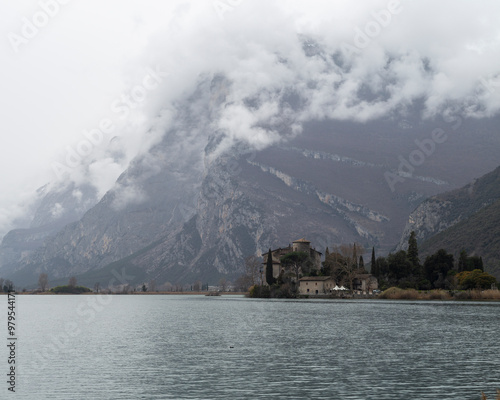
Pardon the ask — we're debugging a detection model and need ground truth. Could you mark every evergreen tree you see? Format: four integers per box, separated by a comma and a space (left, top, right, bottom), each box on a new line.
266, 249, 274, 285
458, 249, 468, 272
352, 244, 358, 268
387, 250, 411, 283
325, 247, 330, 257
423, 249, 454, 288
407, 231, 420, 274
371, 247, 377, 276
376, 256, 389, 279
359, 256, 366, 273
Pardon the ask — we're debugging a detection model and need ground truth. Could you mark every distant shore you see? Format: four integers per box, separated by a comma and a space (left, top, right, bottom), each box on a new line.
2, 291, 248, 296
3, 289, 500, 301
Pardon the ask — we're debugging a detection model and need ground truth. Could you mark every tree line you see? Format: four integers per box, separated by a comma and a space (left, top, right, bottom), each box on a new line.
370, 232, 497, 290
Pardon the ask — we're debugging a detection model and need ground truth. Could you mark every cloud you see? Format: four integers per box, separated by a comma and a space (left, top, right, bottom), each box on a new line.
142, 0, 500, 156
50, 203, 65, 219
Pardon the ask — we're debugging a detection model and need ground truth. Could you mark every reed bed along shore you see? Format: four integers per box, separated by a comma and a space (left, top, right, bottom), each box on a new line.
379, 287, 500, 301
481, 389, 500, 400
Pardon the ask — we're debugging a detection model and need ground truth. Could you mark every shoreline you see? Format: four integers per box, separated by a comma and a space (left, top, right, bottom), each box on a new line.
0, 291, 248, 296
3, 289, 500, 301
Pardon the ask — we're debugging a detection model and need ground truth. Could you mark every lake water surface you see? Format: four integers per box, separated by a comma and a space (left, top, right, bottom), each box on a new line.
3, 295, 499, 399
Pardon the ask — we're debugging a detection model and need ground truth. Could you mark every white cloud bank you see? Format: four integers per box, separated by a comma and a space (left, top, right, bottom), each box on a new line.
0, 0, 500, 236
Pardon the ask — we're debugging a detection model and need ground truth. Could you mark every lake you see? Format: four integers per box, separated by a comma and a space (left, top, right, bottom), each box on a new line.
2, 295, 499, 399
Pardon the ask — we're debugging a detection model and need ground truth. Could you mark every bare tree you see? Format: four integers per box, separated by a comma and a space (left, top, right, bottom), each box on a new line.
193, 280, 202, 291
244, 255, 260, 286
149, 279, 157, 292
3, 280, 14, 292
235, 255, 262, 291
219, 278, 227, 292
174, 283, 183, 292
38, 273, 49, 292
324, 243, 367, 289
94, 282, 101, 293
68, 276, 77, 288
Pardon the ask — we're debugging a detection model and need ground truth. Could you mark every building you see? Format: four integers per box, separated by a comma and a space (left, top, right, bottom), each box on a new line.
298, 276, 336, 295
262, 238, 323, 281
353, 274, 378, 294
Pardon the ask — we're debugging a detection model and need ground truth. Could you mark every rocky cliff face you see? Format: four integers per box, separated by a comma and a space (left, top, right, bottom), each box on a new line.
397, 166, 500, 251
396, 199, 455, 251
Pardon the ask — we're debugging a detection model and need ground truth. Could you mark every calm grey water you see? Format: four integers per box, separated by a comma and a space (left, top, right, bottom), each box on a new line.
2, 295, 499, 399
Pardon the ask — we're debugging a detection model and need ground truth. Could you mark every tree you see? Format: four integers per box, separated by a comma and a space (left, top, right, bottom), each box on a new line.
458, 249, 468, 272
239, 255, 261, 289
142, 283, 147, 292
68, 276, 77, 288
387, 251, 412, 283
280, 251, 310, 281
424, 249, 454, 289
219, 278, 227, 292
359, 256, 366, 273
339, 257, 360, 290
370, 247, 377, 277
94, 282, 100, 293
38, 273, 49, 292
193, 280, 202, 291
407, 231, 420, 275
0, 278, 4, 292
3, 279, 14, 293
149, 279, 157, 292
456, 269, 497, 290
235, 255, 261, 291
458, 250, 484, 272
323, 243, 366, 288
265, 249, 275, 285
352, 244, 358, 269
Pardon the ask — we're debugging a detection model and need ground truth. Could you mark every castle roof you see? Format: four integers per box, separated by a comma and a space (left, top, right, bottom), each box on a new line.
293, 238, 311, 243
299, 276, 334, 281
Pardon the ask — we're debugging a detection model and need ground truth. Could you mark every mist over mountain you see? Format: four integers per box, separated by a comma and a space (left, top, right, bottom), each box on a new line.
1, 2, 500, 287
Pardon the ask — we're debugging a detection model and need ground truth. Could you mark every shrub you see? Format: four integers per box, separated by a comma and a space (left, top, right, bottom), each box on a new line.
379, 287, 452, 300
248, 285, 271, 298
50, 285, 92, 294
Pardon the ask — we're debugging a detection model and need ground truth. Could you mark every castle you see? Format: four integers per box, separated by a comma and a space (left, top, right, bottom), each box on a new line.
262, 238, 322, 280
261, 238, 378, 295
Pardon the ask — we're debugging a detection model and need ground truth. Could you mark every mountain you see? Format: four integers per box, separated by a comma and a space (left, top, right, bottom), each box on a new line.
420, 199, 500, 279
397, 165, 500, 247
397, 165, 500, 278
2, 72, 500, 288
0, 182, 98, 272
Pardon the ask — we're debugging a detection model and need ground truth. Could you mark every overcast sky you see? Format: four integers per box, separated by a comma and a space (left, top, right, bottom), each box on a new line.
1, 0, 500, 237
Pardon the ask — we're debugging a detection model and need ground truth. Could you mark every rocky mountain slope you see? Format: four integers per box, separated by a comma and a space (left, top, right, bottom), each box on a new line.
397, 165, 500, 250
419, 198, 500, 279
2, 73, 500, 287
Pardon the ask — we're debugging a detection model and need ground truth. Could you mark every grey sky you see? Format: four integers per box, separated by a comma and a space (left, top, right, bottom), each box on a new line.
1, 0, 500, 237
